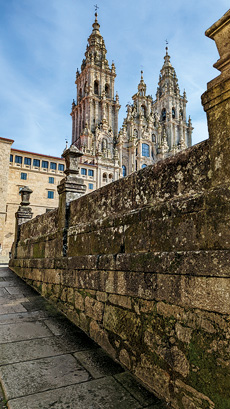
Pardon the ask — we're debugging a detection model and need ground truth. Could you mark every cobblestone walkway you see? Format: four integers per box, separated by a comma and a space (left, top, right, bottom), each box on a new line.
0, 265, 167, 409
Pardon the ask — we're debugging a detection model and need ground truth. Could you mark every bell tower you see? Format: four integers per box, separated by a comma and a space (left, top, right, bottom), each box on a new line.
71, 12, 120, 159
153, 47, 193, 152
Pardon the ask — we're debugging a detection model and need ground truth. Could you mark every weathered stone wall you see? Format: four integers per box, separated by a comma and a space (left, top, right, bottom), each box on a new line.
9, 10, 230, 409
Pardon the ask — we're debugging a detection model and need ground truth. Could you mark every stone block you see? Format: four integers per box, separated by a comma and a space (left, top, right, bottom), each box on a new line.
74, 291, 85, 311
108, 294, 132, 309
85, 296, 104, 322
89, 320, 116, 358
103, 304, 141, 344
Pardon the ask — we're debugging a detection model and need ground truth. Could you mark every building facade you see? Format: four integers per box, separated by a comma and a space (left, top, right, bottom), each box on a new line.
72, 13, 192, 179
0, 12, 192, 260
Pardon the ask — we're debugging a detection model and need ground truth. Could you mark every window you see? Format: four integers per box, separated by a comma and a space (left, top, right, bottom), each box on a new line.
21, 172, 27, 180
81, 168, 87, 176
94, 80, 99, 95
88, 183, 93, 190
122, 165, 127, 177
24, 157, 31, 165
152, 134, 156, 142
88, 169, 94, 177
161, 108, 166, 121
50, 162, 57, 170
103, 173, 108, 182
15, 156, 22, 164
33, 159, 40, 167
141, 105, 146, 117
142, 143, 150, 157
172, 107, 176, 119
142, 164, 147, 169
180, 109, 183, 119
47, 191, 54, 199
42, 160, 48, 169
10, 154, 13, 163
105, 84, 109, 97
58, 164, 64, 171
49, 177, 54, 184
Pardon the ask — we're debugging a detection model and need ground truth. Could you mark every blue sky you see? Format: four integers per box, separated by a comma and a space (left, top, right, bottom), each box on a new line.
0, 0, 229, 157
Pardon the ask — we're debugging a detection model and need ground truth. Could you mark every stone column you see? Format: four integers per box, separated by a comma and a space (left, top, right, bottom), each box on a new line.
12, 186, 33, 259
201, 10, 230, 187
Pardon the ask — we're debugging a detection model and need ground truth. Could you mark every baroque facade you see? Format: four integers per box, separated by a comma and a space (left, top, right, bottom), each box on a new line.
0, 12, 192, 261
71, 12, 192, 180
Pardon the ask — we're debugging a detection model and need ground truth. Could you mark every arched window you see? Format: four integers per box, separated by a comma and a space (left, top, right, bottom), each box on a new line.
105, 84, 110, 97
94, 80, 99, 95
142, 143, 150, 157
172, 107, 176, 119
103, 173, 108, 183
122, 165, 127, 177
180, 109, 183, 119
141, 105, 147, 118
161, 108, 166, 121
109, 173, 113, 181
142, 164, 147, 169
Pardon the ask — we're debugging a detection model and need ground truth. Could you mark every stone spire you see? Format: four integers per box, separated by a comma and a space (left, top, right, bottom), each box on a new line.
138, 71, 147, 96
71, 11, 120, 166
82, 12, 109, 70
156, 46, 179, 98
152, 46, 192, 153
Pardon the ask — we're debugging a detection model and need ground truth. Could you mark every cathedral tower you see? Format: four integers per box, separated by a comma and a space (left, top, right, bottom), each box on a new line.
71, 12, 120, 162
153, 47, 193, 153
118, 47, 193, 176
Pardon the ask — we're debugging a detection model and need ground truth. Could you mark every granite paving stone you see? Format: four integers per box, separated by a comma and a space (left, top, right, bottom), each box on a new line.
0, 354, 90, 400
114, 372, 164, 407
0, 303, 27, 315
0, 321, 53, 343
74, 348, 124, 379
0, 295, 29, 306
7, 377, 143, 409
0, 310, 50, 325
0, 337, 83, 365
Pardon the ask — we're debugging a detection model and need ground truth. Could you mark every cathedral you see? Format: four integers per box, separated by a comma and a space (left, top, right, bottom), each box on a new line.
71, 11, 193, 185
0, 11, 193, 262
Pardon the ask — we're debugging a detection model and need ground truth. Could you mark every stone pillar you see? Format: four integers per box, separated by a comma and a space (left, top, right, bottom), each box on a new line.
57, 145, 86, 257
201, 10, 230, 187
12, 186, 33, 259
57, 144, 86, 229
